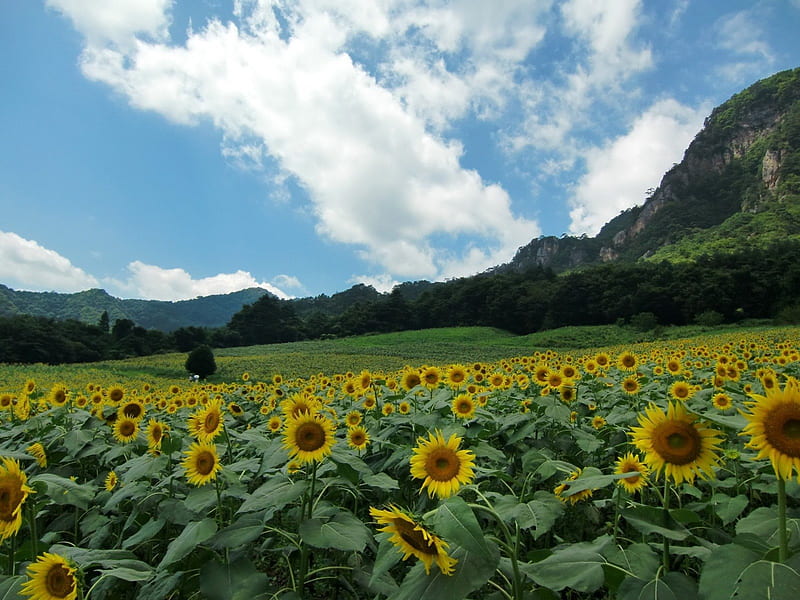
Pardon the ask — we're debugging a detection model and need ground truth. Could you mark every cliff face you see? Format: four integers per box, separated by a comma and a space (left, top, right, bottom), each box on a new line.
502, 67, 800, 273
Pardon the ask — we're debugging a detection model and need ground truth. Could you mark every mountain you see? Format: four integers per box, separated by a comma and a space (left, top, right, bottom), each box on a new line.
498, 67, 800, 273
0, 285, 270, 331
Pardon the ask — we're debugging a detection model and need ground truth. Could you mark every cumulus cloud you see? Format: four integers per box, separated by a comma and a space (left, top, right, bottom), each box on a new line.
568, 98, 709, 235
45, 0, 172, 47
106, 261, 295, 301
0, 231, 99, 292
53, 0, 543, 283
714, 10, 775, 83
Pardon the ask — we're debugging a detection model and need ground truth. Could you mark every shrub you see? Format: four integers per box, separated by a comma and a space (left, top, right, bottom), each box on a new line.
185, 344, 216, 379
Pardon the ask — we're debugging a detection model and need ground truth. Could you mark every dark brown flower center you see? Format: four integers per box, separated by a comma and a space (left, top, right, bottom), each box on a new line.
394, 518, 437, 555
425, 449, 460, 481
46, 564, 74, 598
764, 404, 800, 458
119, 421, 136, 437
651, 421, 702, 465
204, 411, 220, 433
295, 422, 325, 452
195, 451, 216, 476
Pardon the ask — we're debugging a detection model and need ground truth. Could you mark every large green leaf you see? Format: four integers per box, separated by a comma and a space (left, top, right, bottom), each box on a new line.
31, 473, 95, 510
618, 571, 698, 600
369, 534, 402, 588
429, 496, 488, 555
299, 510, 370, 552
698, 543, 759, 600
520, 536, 613, 593
619, 506, 691, 541
158, 518, 218, 569
711, 493, 748, 525
212, 513, 266, 550
731, 560, 800, 599
237, 475, 307, 514
0, 576, 24, 600
121, 518, 166, 550
389, 539, 500, 600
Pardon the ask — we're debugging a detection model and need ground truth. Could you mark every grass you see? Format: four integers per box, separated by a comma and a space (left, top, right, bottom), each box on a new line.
0, 322, 787, 391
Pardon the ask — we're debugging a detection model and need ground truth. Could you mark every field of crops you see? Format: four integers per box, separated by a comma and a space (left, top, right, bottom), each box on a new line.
1, 326, 800, 599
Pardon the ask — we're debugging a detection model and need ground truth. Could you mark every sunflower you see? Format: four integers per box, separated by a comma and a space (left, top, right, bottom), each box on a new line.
617, 351, 638, 372
666, 358, 682, 375
147, 419, 168, 453
104, 471, 118, 492
382, 403, 394, 416
283, 412, 336, 464
112, 416, 140, 444
48, 384, 69, 407
358, 370, 372, 391
281, 394, 320, 420
451, 394, 476, 419
369, 506, 457, 576
20, 552, 79, 600
0, 393, 14, 411
595, 353, 611, 369
228, 402, 244, 417
27, 443, 47, 468
398, 401, 411, 414
558, 383, 577, 404
345, 410, 362, 427
741, 377, 800, 481
446, 364, 468, 388
410, 430, 475, 499
630, 402, 722, 485
182, 441, 222, 486
420, 366, 441, 389
614, 453, 649, 494
189, 398, 224, 442
24, 379, 36, 394
712, 393, 733, 411
363, 396, 377, 411
347, 426, 370, 451
554, 469, 593, 505
118, 399, 145, 421
106, 384, 125, 404
621, 376, 640, 395
267, 416, 283, 433
0, 457, 34, 540
668, 381, 693, 402
592, 415, 607, 430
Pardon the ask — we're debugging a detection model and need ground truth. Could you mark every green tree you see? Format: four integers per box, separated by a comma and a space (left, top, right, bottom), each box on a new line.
185, 344, 217, 379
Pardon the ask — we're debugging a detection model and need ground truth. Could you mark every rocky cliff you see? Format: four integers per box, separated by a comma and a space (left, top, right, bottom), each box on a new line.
500, 67, 800, 273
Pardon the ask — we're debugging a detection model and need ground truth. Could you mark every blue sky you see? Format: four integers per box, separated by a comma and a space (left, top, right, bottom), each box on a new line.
1, 1, 799, 301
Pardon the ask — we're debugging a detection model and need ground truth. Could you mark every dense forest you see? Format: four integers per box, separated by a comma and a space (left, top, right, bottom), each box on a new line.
3, 240, 800, 365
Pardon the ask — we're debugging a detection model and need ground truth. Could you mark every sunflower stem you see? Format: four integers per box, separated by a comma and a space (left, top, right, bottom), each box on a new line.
662, 479, 671, 572
468, 500, 522, 600
7, 534, 15, 576
778, 477, 788, 562
27, 499, 39, 561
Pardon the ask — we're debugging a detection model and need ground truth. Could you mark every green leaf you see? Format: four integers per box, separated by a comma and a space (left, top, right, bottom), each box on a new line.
118, 453, 166, 483
184, 484, 218, 513
736, 506, 800, 546
369, 534, 402, 588
158, 518, 218, 569
389, 539, 500, 600
514, 492, 565, 539
0, 576, 25, 600
698, 543, 760, 600
520, 537, 613, 593
619, 506, 691, 541
618, 571, 698, 600
711, 493, 749, 525
30, 473, 95, 510
603, 543, 660, 582
212, 514, 266, 550
299, 511, 370, 552
362, 472, 399, 490
237, 475, 307, 514
732, 560, 800, 599
429, 496, 488, 556
97, 566, 153, 582
121, 518, 166, 550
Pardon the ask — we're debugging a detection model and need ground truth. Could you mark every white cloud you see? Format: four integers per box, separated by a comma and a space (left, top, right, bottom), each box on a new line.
106, 261, 295, 301
65, 1, 541, 283
0, 231, 99, 292
271, 274, 305, 291
349, 273, 398, 294
568, 98, 709, 235
714, 10, 775, 84
45, 0, 173, 47
508, 0, 652, 154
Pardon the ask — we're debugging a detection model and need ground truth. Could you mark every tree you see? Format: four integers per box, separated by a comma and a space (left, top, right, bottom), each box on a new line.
185, 344, 216, 379
98, 310, 110, 333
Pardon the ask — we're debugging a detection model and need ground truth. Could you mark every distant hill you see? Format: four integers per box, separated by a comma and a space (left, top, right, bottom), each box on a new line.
0, 285, 270, 331
497, 67, 800, 273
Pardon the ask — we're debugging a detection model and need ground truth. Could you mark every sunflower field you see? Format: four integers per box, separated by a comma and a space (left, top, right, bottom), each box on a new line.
1, 329, 800, 599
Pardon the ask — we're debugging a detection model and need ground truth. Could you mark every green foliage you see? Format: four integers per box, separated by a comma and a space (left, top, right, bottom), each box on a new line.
694, 310, 725, 327
185, 344, 216, 379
